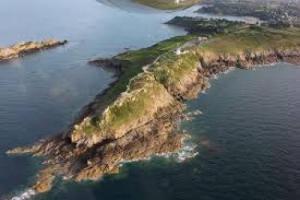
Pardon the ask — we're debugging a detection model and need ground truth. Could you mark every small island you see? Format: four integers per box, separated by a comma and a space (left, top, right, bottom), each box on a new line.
0, 39, 67, 62
7, 15, 300, 194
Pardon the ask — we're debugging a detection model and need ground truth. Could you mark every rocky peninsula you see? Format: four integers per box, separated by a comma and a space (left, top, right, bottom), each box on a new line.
7, 19, 300, 195
0, 39, 67, 62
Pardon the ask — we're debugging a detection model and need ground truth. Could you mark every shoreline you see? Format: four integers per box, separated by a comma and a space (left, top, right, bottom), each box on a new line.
7, 49, 300, 195
0, 39, 67, 62
6, 24, 300, 195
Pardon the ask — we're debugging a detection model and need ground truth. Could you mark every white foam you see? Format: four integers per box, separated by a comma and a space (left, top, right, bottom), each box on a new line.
152, 137, 199, 163
201, 82, 211, 94
212, 74, 218, 80
118, 136, 198, 167
255, 63, 277, 69
9, 189, 36, 200
174, 143, 199, 163
223, 67, 235, 74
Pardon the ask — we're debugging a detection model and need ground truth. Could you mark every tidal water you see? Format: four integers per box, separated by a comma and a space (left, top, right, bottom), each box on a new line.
0, 0, 299, 200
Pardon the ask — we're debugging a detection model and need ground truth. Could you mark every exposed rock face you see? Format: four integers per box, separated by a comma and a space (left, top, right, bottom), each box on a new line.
0, 39, 67, 61
71, 72, 181, 146
7, 104, 185, 193
198, 48, 300, 70
6, 37, 300, 194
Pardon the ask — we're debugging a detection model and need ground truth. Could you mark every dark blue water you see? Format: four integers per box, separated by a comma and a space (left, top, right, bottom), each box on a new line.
1, 0, 300, 199
37, 64, 300, 200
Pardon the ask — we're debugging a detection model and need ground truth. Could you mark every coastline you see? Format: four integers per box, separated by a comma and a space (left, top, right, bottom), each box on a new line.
6, 24, 300, 195
0, 39, 67, 62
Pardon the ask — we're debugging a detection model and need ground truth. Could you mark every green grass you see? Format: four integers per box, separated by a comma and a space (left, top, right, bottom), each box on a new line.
77, 25, 300, 141
199, 26, 300, 55
134, 0, 201, 10
79, 72, 176, 141
167, 16, 245, 36
100, 35, 196, 102
78, 35, 195, 138
152, 51, 199, 89
99, 73, 173, 133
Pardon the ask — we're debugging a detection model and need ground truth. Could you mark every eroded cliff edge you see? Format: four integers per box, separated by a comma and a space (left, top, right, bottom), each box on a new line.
7, 24, 300, 194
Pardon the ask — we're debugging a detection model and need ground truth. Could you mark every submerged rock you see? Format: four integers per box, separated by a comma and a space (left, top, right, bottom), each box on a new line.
0, 39, 67, 62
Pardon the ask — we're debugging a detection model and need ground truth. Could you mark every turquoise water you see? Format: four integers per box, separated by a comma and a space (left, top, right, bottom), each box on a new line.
36, 64, 300, 200
1, 0, 300, 199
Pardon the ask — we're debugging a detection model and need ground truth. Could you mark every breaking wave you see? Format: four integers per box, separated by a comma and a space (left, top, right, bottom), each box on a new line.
6, 188, 36, 200
173, 143, 199, 162
223, 66, 235, 74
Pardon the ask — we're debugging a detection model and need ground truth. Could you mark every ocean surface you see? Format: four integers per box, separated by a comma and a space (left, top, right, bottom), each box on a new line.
0, 0, 299, 200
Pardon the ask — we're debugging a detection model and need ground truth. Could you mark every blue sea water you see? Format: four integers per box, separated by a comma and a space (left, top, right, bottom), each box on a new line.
32, 64, 300, 200
0, 0, 299, 200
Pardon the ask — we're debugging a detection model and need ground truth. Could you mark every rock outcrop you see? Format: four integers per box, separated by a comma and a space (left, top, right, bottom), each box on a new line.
0, 39, 67, 62
7, 98, 185, 193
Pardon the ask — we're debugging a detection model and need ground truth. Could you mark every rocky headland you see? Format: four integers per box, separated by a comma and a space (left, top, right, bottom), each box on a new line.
6, 21, 300, 195
0, 39, 67, 62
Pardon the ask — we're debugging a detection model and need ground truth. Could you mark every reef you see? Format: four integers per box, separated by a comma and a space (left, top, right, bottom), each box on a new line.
0, 39, 67, 62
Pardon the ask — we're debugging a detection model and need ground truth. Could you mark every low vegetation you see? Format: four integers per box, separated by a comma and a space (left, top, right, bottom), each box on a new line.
74, 23, 300, 144
167, 16, 245, 36
198, 26, 300, 55
73, 35, 195, 143
101, 35, 195, 102
151, 50, 199, 89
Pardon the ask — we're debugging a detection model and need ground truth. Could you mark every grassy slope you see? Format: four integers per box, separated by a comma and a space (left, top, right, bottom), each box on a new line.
103, 35, 195, 102
77, 26, 300, 141
134, 0, 201, 10
151, 50, 199, 89
77, 35, 195, 136
199, 26, 300, 55
99, 73, 174, 134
